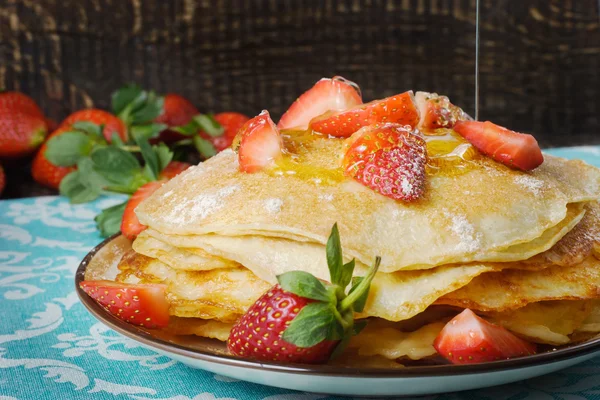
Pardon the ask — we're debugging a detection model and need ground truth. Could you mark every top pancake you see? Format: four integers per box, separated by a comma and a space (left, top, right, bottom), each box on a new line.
136, 133, 600, 271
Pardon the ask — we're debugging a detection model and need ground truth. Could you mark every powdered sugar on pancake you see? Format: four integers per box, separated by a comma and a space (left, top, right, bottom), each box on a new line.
168, 185, 240, 223
264, 198, 284, 213
515, 175, 544, 196
447, 212, 482, 253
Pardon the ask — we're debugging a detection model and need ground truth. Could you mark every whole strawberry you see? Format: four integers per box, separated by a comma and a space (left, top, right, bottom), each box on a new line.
32, 109, 126, 189
0, 92, 45, 119
208, 112, 250, 151
0, 92, 51, 158
228, 224, 381, 364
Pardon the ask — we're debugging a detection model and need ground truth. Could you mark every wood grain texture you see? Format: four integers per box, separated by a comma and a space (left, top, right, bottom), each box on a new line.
0, 0, 599, 198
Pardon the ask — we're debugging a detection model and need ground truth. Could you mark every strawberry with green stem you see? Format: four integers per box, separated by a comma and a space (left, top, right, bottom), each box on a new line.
228, 224, 380, 364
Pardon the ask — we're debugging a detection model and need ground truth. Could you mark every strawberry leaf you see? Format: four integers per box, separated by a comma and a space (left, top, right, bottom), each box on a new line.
193, 135, 217, 159
282, 302, 341, 348
348, 277, 368, 312
112, 84, 143, 115
71, 121, 103, 138
130, 123, 167, 141
130, 91, 164, 124
326, 223, 344, 287
277, 271, 331, 302
45, 131, 95, 167
339, 259, 355, 290
95, 201, 127, 237
172, 120, 200, 136
91, 146, 140, 173
193, 114, 224, 137
59, 170, 101, 204
341, 256, 381, 313
155, 143, 173, 172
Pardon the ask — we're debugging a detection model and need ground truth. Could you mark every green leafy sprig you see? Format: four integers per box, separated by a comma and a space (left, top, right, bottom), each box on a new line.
276, 223, 381, 359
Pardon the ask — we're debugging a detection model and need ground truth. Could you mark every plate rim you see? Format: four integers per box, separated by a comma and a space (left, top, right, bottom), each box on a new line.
76, 234, 600, 378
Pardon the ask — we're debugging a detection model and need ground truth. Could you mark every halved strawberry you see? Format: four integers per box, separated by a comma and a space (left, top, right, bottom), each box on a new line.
120, 181, 164, 239
159, 161, 192, 180
278, 76, 362, 130
434, 309, 536, 365
415, 91, 466, 130
453, 121, 543, 171
310, 91, 420, 138
342, 124, 427, 201
80, 280, 170, 328
238, 110, 282, 173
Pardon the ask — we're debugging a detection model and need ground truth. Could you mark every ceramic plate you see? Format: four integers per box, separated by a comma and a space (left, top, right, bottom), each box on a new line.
75, 235, 600, 397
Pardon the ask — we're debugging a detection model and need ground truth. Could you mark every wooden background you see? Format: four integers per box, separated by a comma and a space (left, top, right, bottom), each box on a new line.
0, 0, 599, 197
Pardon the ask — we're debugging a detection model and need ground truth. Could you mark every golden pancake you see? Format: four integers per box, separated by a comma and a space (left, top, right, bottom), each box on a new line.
116, 250, 270, 322
136, 201, 585, 275
136, 138, 600, 271
487, 300, 593, 345
132, 233, 238, 271
438, 256, 600, 311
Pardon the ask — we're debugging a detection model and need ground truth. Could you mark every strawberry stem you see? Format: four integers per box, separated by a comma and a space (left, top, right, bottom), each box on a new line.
338, 256, 381, 312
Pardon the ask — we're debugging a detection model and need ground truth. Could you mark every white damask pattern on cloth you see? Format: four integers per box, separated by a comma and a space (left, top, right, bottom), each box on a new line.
2, 147, 600, 400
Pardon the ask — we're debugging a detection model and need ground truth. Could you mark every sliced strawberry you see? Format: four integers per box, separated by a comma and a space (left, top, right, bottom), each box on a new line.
310, 91, 420, 138
159, 161, 192, 179
415, 91, 466, 130
209, 112, 250, 151
238, 110, 282, 173
80, 280, 170, 328
343, 124, 427, 201
434, 309, 536, 365
453, 121, 543, 171
278, 76, 362, 130
120, 181, 164, 240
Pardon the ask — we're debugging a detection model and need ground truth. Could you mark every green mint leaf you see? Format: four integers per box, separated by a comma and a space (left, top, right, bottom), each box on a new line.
59, 171, 100, 204
95, 201, 127, 237
326, 223, 344, 286
277, 271, 331, 302
281, 302, 340, 348
45, 131, 94, 167
172, 120, 200, 136
155, 143, 173, 172
111, 84, 143, 115
339, 259, 355, 290
71, 121, 103, 137
193, 114, 224, 137
130, 123, 167, 141
130, 91, 164, 124
193, 135, 217, 159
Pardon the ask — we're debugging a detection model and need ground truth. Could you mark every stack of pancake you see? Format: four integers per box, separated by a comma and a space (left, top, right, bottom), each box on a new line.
96, 133, 600, 365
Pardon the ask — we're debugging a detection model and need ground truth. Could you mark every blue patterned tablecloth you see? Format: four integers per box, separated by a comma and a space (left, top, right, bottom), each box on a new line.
2, 146, 600, 400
